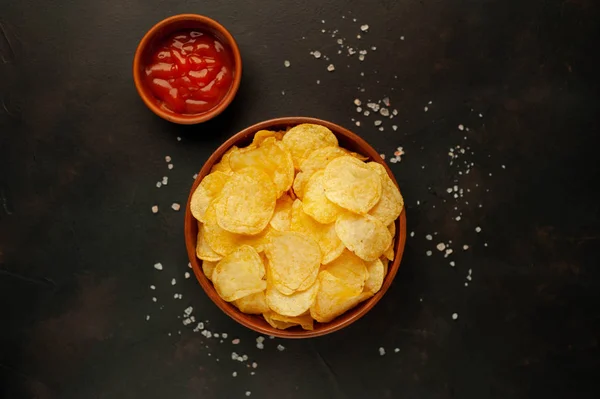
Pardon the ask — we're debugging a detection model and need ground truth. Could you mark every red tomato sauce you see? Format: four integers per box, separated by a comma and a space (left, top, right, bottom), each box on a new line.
144, 30, 234, 115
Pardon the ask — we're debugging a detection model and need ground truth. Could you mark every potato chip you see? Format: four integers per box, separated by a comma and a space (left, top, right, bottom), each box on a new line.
299, 146, 347, 173
202, 260, 217, 281
303, 170, 344, 224
292, 171, 311, 199
210, 146, 238, 174
335, 213, 392, 261
265, 231, 321, 295
366, 162, 404, 226
290, 200, 345, 264
233, 291, 270, 314
212, 245, 266, 302
325, 250, 368, 292
282, 124, 339, 169
380, 257, 389, 276
204, 204, 271, 256
196, 223, 223, 262
383, 243, 394, 261
310, 271, 368, 323
342, 149, 369, 161
190, 171, 231, 223
323, 156, 382, 214
263, 311, 314, 330
269, 194, 293, 231
229, 138, 294, 197
266, 279, 320, 317
364, 258, 385, 294
214, 167, 276, 235
388, 222, 396, 238
251, 129, 284, 147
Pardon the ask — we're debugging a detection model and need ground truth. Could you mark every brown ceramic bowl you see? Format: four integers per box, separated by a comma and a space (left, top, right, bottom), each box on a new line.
184, 117, 407, 338
133, 14, 242, 124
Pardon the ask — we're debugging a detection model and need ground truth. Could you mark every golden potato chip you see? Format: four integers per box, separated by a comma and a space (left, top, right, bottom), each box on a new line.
229, 138, 294, 197
269, 194, 293, 231
266, 280, 319, 317
299, 146, 347, 173
343, 149, 369, 161
212, 245, 266, 302
310, 271, 368, 323
190, 171, 231, 223
383, 243, 394, 261
388, 222, 396, 238
364, 258, 385, 294
366, 162, 404, 226
282, 124, 339, 169
325, 250, 368, 292
202, 260, 217, 280
335, 213, 392, 261
303, 170, 344, 224
233, 291, 270, 314
323, 156, 382, 214
251, 130, 283, 147
263, 311, 314, 330
204, 204, 271, 256
265, 231, 321, 295
380, 257, 389, 276
290, 200, 345, 264
292, 171, 311, 199
214, 167, 276, 235
196, 223, 223, 262
210, 146, 238, 174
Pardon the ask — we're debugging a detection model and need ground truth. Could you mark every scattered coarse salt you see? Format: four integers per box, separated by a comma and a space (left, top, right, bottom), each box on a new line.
452, 313, 459, 320
355, 121, 361, 127
152, 205, 158, 214
284, 60, 291, 67
232, 371, 237, 377
336, 38, 343, 45
436, 243, 446, 251
156, 182, 162, 188
449, 261, 455, 267
394, 348, 400, 353
177, 136, 181, 141
171, 278, 176, 286
463, 245, 469, 250
455, 216, 461, 221
252, 362, 258, 369
374, 120, 382, 126
354, 98, 361, 106
424, 106, 428, 112
277, 344, 285, 351
358, 54, 365, 61
165, 156, 172, 162
371, 46, 377, 50
327, 64, 335, 72
380, 108, 389, 117
146, 315, 150, 321
475, 226, 482, 233
246, 392, 251, 397
162, 176, 168, 185
152, 297, 157, 302
378, 347, 386, 356
392, 125, 398, 131
466, 275, 472, 281
446, 188, 453, 193
379, 153, 385, 159
185, 272, 190, 279
193, 173, 198, 179
410, 231, 415, 237
468, 269, 472, 275
458, 124, 465, 131
184, 306, 193, 316
150, 285, 155, 290
425, 234, 433, 241
154, 263, 163, 271
426, 250, 432, 257
171, 203, 181, 211
360, 24, 369, 32
312, 50, 322, 59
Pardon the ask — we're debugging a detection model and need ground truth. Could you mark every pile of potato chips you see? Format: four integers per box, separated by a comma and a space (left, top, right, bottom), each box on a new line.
190, 123, 404, 330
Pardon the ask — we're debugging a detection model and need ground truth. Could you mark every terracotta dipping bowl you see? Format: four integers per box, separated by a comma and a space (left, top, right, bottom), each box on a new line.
133, 14, 242, 124
184, 117, 407, 338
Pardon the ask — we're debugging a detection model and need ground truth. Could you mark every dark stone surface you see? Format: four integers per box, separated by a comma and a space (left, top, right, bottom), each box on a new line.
1, 0, 599, 398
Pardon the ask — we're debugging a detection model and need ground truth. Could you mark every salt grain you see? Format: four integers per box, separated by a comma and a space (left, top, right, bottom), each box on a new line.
355, 121, 361, 127
426, 250, 432, 256
168, 164, 173, 170
378, 347, 386, 356
152, 205, 158, 214
185, 272, 190, 279
425, 234, 432, 241
452, 313, 459, 320
171, 203, 181, 211
156, 182, 162, 188
436, 243, 446, 251
284, 60, 290, 67
410, 231, 415, 237
313, 50, 322, 59
277, 344, 285, 351
232, 372, 237, 377
154, 263, 163, 271
152, 297, 157, 302
449, 261, 455, 267
150, 285, 155, 290
475, 226, 482, 233
392, 125, 398, 131
146, 315, 150, 321
463, 245, 469, 250
327, 64, 335, 72
374, 120, 382, 126
458, 124, 465, 131
165, 156, 171, 162
246, 392, 251, 397
360, 24, 369, 32
394, 348, 400, 353
162, 176, 168, 185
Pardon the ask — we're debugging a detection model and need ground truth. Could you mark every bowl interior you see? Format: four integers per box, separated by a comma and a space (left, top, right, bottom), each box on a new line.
185, 117, 407, 338
134, 15, 241, 124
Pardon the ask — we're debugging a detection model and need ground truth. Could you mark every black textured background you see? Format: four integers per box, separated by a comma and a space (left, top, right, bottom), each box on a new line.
1, 0, 599, 398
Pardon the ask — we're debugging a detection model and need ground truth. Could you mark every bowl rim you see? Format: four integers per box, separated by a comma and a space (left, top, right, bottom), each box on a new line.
184, 117, 407, 338
132, 14, 242, 125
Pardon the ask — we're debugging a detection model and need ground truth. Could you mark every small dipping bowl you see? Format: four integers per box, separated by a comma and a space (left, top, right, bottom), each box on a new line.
133, 14, 242, 124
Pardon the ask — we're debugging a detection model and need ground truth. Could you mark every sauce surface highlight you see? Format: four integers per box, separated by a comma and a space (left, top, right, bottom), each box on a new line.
145, 30, 234, 114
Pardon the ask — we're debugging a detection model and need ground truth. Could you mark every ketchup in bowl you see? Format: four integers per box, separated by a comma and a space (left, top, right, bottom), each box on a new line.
144, 30, 234, 115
